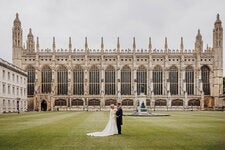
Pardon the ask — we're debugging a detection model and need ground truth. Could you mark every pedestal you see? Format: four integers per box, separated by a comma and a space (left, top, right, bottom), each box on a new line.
137, 93, 148, 114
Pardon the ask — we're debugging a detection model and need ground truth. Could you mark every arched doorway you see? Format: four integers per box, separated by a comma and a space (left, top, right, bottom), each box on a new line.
41, 100, 47, 111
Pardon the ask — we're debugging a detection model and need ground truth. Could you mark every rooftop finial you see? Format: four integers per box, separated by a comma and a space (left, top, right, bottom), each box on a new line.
214, 13, 222, 27
133, 37, 136, 50
217, 13, 220, 20
180, 37, 184, 50
117, 37, 120, 50
28, 28, 33, 37
196, 29, 202, 39
69, 37, 72, 49
53, 37, 56, 50
36, 37, 39, 51
85, 37, 88, 49
148, 37, 152, 50
164, 37, 168, 50
13, 13, 21, 27
101, 37, 104, 50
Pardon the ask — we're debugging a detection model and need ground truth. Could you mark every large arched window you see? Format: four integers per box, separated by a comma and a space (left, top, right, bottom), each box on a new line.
41, 65, 52, 93
121, 66, 131, 95
201, 65, 210, 95
169, 66, 178, 95
185, 66, 194, 95
137, 65, 147, 95
27, 66, 35, 97
153, 66, 163, 95
89, 66, 100, 95
105, 66, 115, 95
73, 65, 84, 95
57, 66, 68, 95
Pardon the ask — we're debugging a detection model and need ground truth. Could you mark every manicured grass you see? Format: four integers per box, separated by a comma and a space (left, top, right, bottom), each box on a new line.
0, 111, 225, 150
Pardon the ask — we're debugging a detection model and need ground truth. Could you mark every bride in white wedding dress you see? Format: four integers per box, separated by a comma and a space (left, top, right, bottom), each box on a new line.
87, 104, 118, 137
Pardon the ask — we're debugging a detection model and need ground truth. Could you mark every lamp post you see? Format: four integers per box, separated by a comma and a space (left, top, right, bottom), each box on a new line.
17, 98, 20, 114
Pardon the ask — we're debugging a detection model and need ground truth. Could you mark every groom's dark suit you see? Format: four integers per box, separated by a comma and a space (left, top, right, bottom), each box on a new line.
116, 106, 123, 134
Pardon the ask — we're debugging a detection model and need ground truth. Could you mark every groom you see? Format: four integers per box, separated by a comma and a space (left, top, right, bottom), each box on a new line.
116, 102, 123, 134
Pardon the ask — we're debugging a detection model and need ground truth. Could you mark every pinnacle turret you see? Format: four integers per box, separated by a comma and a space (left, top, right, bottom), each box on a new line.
180, 37, 184, 50
117, 37, 120, 50
148, 37, 152, 50
133, 37, 136, 50
12, 13, 23, 48
12, 13, 23, 67
164, 37, 168, 50
53, 37, 56, 51
85, 37, 88, 49
69, 37, 72, 50
36, 37, 39, 51
213, 13, 223, 48
215, 13, 222, 25
13, 13, 21, 27
101, 37, 104, 50
195, 29, 203, 52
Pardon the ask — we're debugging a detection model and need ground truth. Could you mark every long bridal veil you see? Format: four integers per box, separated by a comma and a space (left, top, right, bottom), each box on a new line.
87, 108, 118, 137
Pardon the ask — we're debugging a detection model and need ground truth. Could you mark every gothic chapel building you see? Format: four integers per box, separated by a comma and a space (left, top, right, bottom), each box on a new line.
12, 13, 224, 111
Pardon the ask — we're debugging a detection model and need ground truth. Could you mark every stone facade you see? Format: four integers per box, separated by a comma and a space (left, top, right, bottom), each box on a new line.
12, 13, 224, 111
0, 58, 27, 113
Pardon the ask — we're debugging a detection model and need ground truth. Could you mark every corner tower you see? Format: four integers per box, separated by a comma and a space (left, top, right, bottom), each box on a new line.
12, 13, 23, 67
213, 14, 223, 105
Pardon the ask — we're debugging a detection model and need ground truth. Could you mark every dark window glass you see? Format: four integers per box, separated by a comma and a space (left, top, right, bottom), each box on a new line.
27, 66, 35, 97
185, 66, 194, 95
57, 66, 68, 95
201, 65, 210, 95
121, 66, 131, 95
169, 66, 178, 95
153, 66, 163, 95
41, 66, 52, 93
137, 65, 147, 95
89, 66, 100, 95
105, 66, 115, 95
73, 65, 84, 95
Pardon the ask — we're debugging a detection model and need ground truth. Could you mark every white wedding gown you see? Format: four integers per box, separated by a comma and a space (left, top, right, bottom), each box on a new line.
87, 108, 118, 136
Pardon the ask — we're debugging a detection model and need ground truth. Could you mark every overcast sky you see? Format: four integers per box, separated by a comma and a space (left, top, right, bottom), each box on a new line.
0, 0, 224, 73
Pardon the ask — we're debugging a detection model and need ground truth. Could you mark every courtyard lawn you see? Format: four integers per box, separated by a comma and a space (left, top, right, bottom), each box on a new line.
0, 111, 224, 150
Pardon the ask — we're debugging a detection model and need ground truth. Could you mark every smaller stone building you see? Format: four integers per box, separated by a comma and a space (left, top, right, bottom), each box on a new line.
0, 58, 27, 113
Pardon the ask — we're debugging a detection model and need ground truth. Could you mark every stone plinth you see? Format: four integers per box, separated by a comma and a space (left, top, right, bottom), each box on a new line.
137, 93, 148, 114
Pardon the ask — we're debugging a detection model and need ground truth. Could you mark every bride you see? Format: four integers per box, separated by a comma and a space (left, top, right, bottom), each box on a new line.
87, 104, 118, 136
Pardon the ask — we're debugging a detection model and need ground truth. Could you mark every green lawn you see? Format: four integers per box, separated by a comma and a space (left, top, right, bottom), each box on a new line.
0, 111, 224, 150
